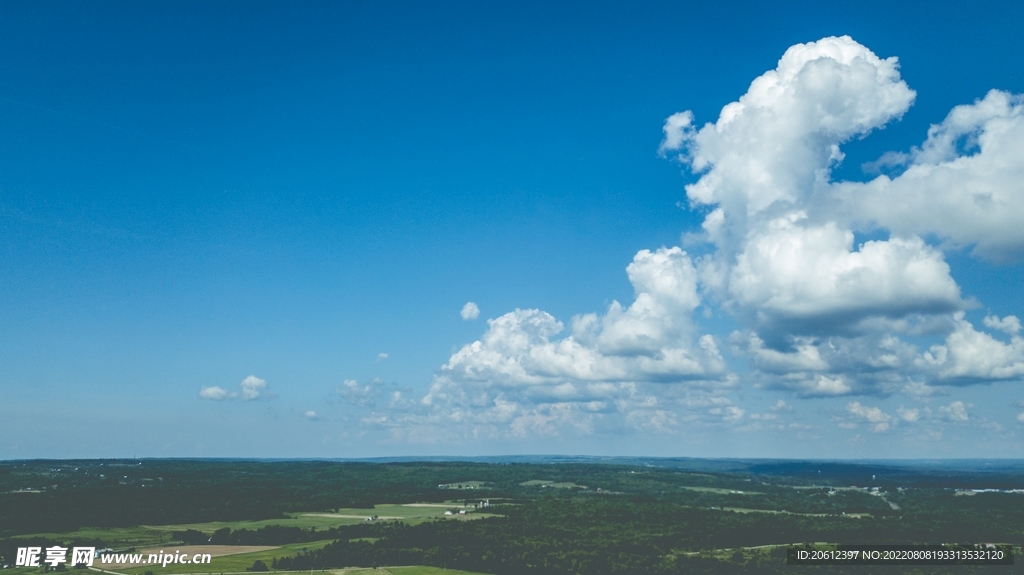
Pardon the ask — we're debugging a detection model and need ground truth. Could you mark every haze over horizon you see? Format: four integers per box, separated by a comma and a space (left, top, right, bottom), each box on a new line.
2, 1, 1024, 460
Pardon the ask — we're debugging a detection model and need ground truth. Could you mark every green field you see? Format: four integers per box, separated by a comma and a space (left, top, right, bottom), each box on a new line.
158, 503, 491, 533
9, 504, 494, 553
5, 509, 493, 575
679, 486, 762, 495
12, 525, 177, 548
717, 506, 867, 518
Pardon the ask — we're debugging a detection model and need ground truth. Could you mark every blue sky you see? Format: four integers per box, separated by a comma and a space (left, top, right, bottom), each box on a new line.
2, 0, 1024, 459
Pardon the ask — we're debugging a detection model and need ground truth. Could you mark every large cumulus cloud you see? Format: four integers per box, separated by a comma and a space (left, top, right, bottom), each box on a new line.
398, 36, 1024, 440
661, 35, 1024, 398
413, 248, 734, 438
663, 36, 963, 334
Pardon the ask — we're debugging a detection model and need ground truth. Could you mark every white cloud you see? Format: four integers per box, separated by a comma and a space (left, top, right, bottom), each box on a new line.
199, 386, 234, 400
400, 377, 744, 440
461, 302, 480, 320
939, 400, 970, 422
339, 377, 385, 407
897, 406, 920, 422
377, 352, 389, 362
390, 36, 1024, 441
736, 331, 828, 374
837, 90, 1024, 262
408, 264, 740, 436
200, 376, 269, 401
304, 410, 318, 420
735, 329, 931, 397
918, 312, 1024, 382
625, 408, 679, 433
902, 381, 941, 398
846, 401, 894, 432
658, 35, 967, 343
654, 35, 1024, 400
659, 111, 695, 156
240, 375, 267, 400
663, 36, 914, 225
434, 248, 724, 396
739, 314, 1024, 396
984, 314, 1022, 335
1017, 412, 1024, 423
710, 405, 745, 423
729, 217, 962, 330
804, 375, 853, 396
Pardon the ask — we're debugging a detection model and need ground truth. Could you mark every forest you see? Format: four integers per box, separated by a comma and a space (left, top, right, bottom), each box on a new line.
2, 458, 1021, 575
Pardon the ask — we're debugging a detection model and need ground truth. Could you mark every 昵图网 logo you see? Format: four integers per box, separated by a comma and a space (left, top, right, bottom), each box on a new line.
15, 547, 213, 568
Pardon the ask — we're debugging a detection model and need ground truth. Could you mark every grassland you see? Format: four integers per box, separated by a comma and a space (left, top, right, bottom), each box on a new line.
679, 486, 762, 495
715, 506, 870, 518
11, 525, 178, 548
8, 504, 493, 555
295, 504, 487, 523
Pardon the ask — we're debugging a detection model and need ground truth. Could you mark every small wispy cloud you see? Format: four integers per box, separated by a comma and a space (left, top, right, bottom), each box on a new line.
983, 314, 1022, 335
846, 402, 894, 432
240, 376, 267, 400
460, 301, 480, 320
199, 386, 234, 400
939, 400, 970, 421
897, 406, 920, 422
199, 375, 269, 401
